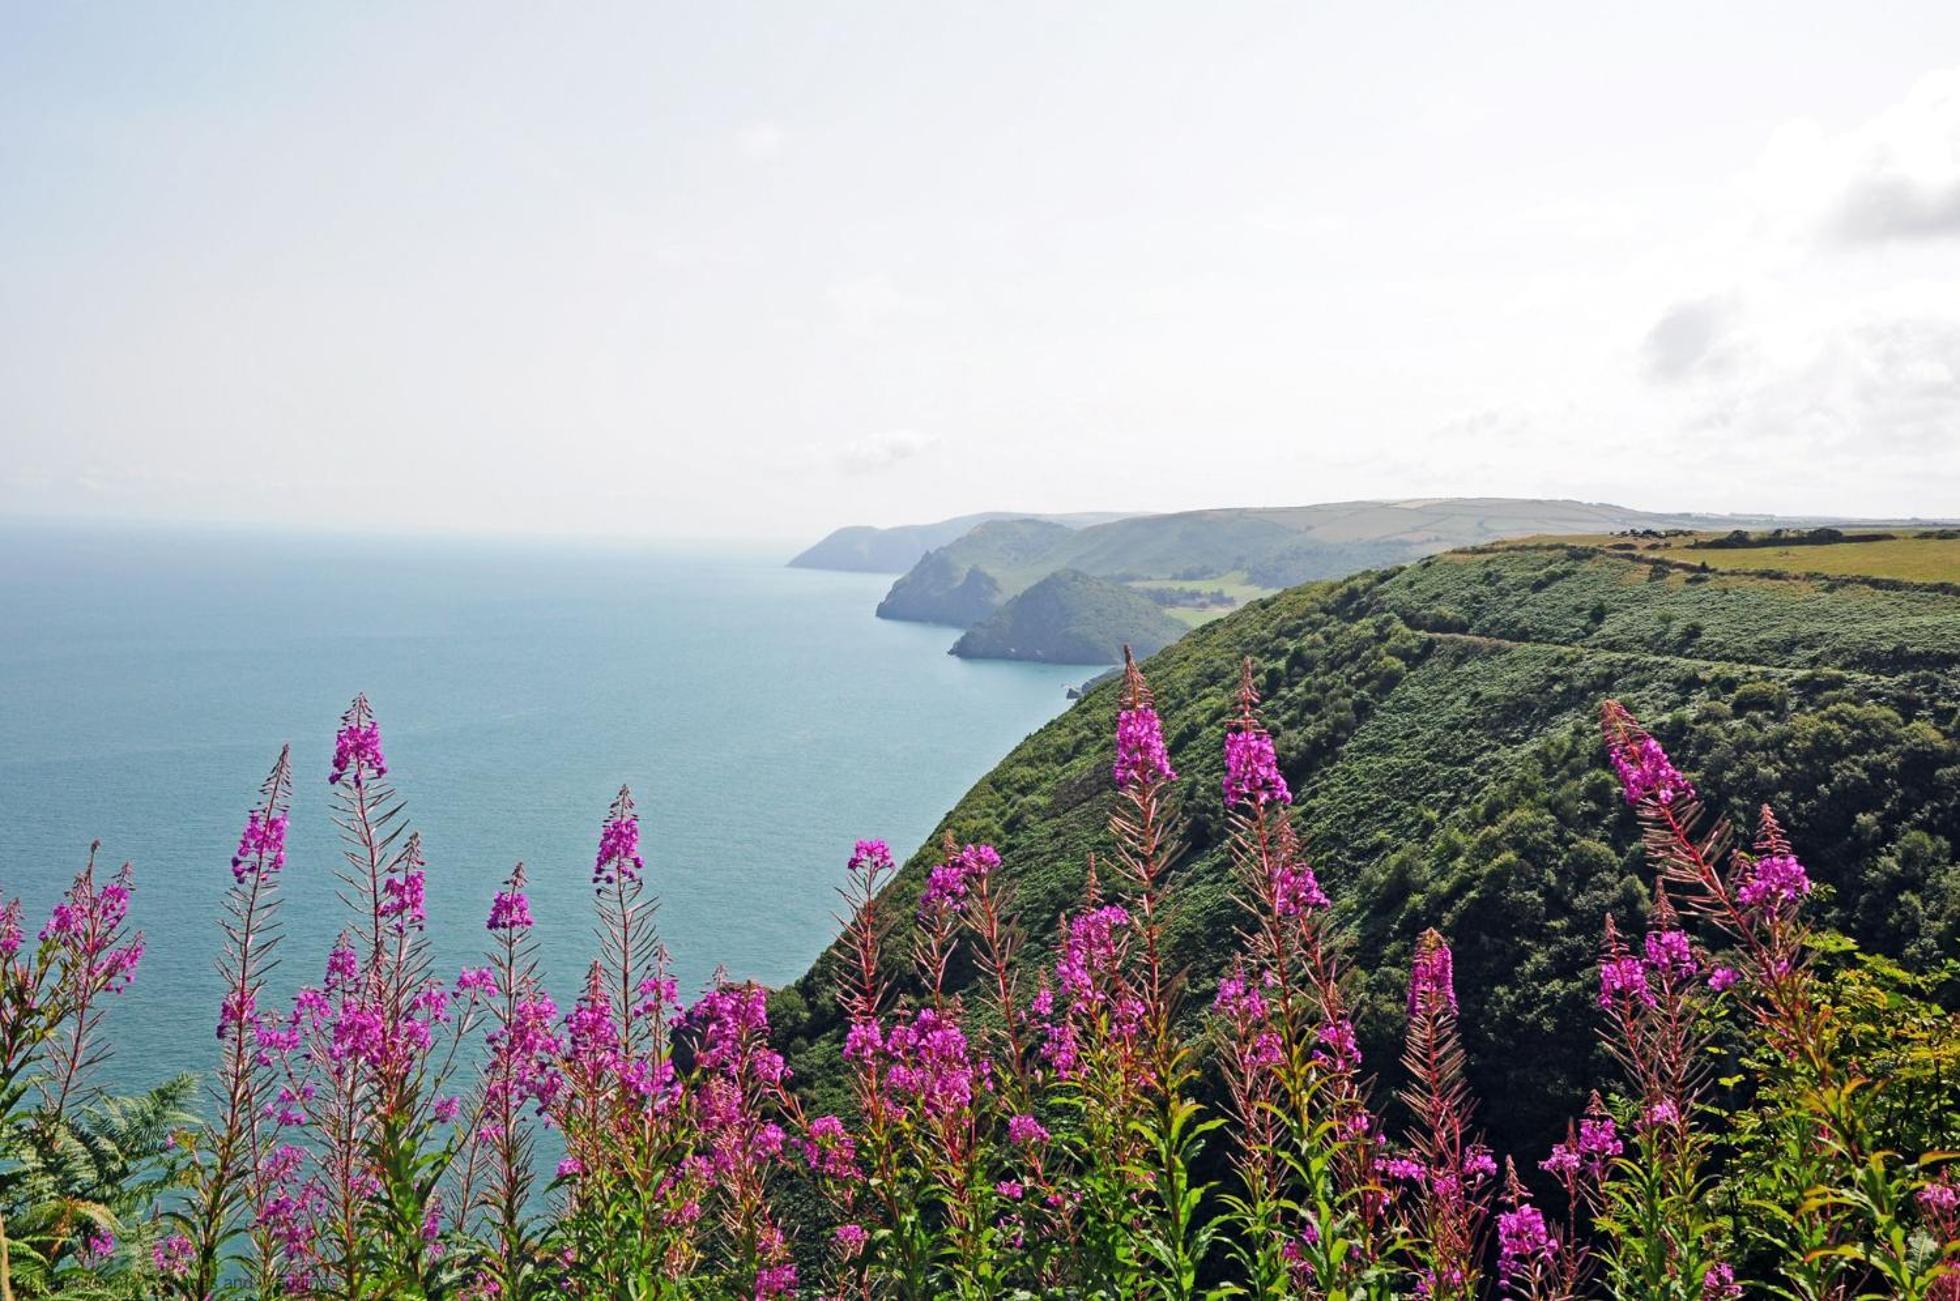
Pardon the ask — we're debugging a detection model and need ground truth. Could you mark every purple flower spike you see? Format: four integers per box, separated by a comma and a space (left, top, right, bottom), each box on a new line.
1498, 1203, 1553, 1279
1736, 852, 1811, 912
1601, 702, 1695, 807
594, 787, 645, 887
918, 843, 1000, 918
329, 712, 387, 787
230, 809, 289, 883
1223, 729, 1291, 808
1408, 929, 1457, 1016
486, 889, 534, 931
847, 839, 894, 876
1114, 705, 1176, 790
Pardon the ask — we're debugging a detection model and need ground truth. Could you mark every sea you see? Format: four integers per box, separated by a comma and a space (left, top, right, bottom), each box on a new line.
0, 523, 1082, 1098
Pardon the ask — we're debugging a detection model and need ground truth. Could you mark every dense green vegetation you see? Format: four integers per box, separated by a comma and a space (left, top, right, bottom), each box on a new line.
866, 497, 1827, 661
780, 543, 1960, 1159
948, 569, 1187, 664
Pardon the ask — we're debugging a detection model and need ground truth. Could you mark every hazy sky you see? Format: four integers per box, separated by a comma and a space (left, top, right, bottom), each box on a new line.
5, 4, 1960, 541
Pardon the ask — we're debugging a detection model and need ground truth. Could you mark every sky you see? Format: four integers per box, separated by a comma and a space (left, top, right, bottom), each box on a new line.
4, 4, 1960, 542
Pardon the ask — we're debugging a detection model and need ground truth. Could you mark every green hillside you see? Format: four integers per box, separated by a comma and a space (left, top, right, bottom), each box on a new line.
789, 510, 1131, 573
780, 542, 1960, 1156
947, 569, 1186, 664
867, 497, 1886, 652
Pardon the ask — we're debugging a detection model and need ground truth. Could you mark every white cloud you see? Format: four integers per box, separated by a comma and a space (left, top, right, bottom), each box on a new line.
831, 430, 940, 474
1623, 68, 1960, 507
1741, 69, 1960, 247
1641, 296, 1737, 382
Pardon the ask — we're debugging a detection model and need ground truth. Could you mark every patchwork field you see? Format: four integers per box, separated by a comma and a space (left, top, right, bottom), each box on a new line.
1519, 529, 1960, 584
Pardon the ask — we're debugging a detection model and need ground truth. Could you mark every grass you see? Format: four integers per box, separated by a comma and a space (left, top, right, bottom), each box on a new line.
1128, 571, 1280, 626
1516, 530, 1960, 584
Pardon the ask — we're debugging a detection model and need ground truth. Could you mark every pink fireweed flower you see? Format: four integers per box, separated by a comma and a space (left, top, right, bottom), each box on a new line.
1223, 727, 1291, 808
1212, 966, 1268, 1022
1540, 1143, 1580, 1178
1271, 859, 1329, 916
1578, 1115, 1622, 1165
847, 838, 895, 876
754, 1262, 796, 1299
1643, 928, 1696, 979
556, 1156, 583, 1179
918, 842, 1000, 917
881, 1006, 975, 1118
1601, 703, 1695, 806
833, 1223, 868, 1257
329, 719, 387, 786
485, 889, 533, 931
380, 869, 427, 929
1917, 1181, 1959, 1215
1057, 905, 1131, 1002
324, 939, 358, 987
456, 966, 497, 996
1707, 966, 1738, 992
1736, 852, 1811, 911
1007, 1113, 1050, 1145
1114, 704, 1176, 789
1599, 955, 1656, 1009
0, 899, 22, 959
1497, 1203, 1554, 1277
566, 983, 622, 1078
802, 1114, 859, 1178
152, 1233, 193, 1279
218, 988, 257, 1041
1381, 1156, 1425, 1183
230, 809, 289, 882
1408, 931, 1457, 1016
594, 805, 644, 887
842, 1019, 883, 1062
1314, 1017, 1363, 1071
1701, 1262, 1742, 1299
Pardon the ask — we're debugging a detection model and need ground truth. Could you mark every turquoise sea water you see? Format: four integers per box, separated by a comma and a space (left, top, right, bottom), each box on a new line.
0, 524, 1081, 1097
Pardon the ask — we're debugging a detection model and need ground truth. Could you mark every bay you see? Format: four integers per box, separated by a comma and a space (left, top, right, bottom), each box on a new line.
0, 523, 1080, 1096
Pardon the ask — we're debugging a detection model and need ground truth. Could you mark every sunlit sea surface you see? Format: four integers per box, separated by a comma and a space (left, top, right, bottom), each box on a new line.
0, 524, 1081, 1096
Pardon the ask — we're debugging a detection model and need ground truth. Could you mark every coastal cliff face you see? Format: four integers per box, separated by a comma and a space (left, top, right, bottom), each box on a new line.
785, 541, 1960, 1157
948, 569, 1184, 664
875, 552, 1005, 625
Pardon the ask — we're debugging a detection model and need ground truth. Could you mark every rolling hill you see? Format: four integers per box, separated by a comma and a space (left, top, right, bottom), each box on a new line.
947, 569, 1186, 664
788, 511, 1131, 573
864, 496, 1917, 662
774, 538, 1960, 1158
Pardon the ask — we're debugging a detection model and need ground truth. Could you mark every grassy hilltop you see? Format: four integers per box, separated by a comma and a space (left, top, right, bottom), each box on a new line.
948, 569, 1186, 664
858, 497, 1939, 663
777, 538, 1960, 1155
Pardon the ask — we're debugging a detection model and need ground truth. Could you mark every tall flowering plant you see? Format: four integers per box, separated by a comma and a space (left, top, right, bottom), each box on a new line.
1211, 657, 1398, 1297
167, 747, 294, 1297
1104, 648, 1220, 1296
0, 844, 151, 1293
1597, 701, 1959, 1297
251, 699, 489, 1295
450, 864, 559, 1297
1390, 929, 1496, 1300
